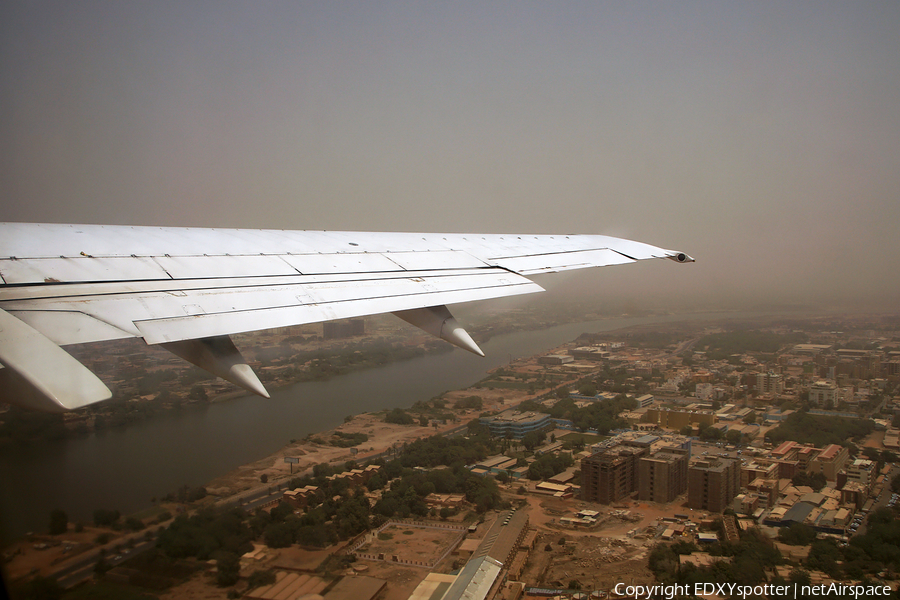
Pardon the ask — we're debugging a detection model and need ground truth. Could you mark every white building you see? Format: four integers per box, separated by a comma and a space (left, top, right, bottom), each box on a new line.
808, 380, 839, 406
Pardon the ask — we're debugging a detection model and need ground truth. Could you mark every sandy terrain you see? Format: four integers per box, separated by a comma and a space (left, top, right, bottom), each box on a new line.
358, 523, 463, 566
3, 524, 141, 581
863, 429, 886, 449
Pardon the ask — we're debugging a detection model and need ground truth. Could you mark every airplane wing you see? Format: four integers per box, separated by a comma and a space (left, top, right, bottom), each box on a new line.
0, 223, 693, 412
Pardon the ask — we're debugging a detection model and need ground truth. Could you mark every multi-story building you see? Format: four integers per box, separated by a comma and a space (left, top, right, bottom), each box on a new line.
638, 448, 689, 503
741, 461, 779, 488
581, 446, 647, 504
757, 371, 784, 395
807, 444, 849, 481
809, 380, 839, 407
688, 457, 740, 513
643, 408, 716, 431
635, 394, 655, 408
771, 440, 800, 461
843, 458, 877, 493
479, 410, 550, 439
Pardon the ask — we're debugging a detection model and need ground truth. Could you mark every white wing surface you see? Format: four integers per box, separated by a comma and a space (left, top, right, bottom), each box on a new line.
0, 223, 693, 411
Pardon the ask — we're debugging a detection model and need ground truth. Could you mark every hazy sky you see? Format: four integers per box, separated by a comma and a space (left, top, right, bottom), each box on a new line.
2, 2, 898, 310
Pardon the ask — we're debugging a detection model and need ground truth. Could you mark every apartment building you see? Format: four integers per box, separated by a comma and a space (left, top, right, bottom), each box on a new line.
808, 380, 839, 406
807, 444, 849, 481
688, 457, 741, 513
741, 461, 779, 488
843, 458, 877, 493
581, 446, 647, 504
757, 371, 784, 395
638, 448, 690, 503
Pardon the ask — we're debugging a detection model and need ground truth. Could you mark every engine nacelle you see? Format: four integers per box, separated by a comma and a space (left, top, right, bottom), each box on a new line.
668, 252, 694, 263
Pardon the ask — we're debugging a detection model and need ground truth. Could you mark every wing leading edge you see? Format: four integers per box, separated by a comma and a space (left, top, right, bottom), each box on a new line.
0, 223, 693, 412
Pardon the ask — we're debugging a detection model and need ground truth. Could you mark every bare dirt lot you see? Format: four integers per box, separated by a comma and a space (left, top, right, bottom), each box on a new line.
521, 532, 655, 591
358, 524, 463, 567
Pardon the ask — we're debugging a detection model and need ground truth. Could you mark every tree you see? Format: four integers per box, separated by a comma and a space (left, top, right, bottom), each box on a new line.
777, 522, 817, 546
48, 509, 68, 535
578, 382, 597, 396
385, 408, 414, 425
792, 471, 827, 492
263, 522, 294, 548
247, 570, 277, 589
216, 552, 241, 587
522, 430, 546, 452
726, 429, 743, 445
700, 426, 723, 441
189, 385, 208, 402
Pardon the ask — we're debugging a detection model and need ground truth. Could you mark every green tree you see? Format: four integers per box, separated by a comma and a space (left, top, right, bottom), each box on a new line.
263, 522, 294, 548
522, 430, 546, 452
385, 408, 414, 425
578, 382, 597, 396
216, 552, 241, 587
777, 523, 817, 546
247, 570, 277, 589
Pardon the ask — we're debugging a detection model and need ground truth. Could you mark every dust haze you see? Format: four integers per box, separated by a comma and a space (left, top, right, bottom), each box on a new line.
2, 2, 898, 312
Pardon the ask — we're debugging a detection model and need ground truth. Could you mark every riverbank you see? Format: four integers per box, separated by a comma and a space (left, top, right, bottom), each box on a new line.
203, 370, 545, 498
0, 310, 772, 545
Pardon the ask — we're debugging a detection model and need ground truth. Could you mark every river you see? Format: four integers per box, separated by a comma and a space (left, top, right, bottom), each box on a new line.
0, 311, 745, 543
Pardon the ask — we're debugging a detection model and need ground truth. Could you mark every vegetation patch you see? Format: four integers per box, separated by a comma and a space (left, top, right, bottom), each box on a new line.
694, 330, 808, 359
767, 412, 874, 447
330, 431, 368, 447
384, 408, 415, 425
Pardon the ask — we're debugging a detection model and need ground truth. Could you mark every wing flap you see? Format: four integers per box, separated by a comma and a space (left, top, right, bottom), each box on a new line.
2, 268, 543, 346
134, 273, 542, 344
492, 248, 636, 275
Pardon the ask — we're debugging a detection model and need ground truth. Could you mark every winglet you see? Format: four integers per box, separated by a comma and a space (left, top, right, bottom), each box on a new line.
162, 336, 270, 398
392, 305, 484, 356
0, 308, 112, 411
